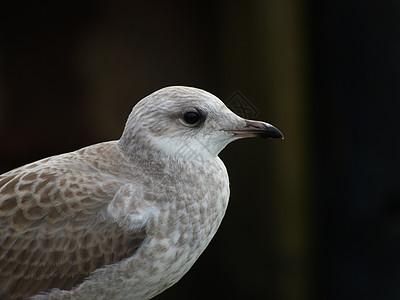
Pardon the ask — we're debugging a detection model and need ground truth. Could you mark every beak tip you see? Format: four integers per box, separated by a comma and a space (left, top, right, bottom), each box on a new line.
263, 124, 284, 140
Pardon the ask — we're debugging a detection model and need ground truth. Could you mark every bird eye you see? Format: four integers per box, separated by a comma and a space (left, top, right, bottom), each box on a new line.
183, 111, 200, 125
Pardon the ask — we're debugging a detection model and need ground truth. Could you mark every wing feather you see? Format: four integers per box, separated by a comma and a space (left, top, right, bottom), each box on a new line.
0, 153, 147, 300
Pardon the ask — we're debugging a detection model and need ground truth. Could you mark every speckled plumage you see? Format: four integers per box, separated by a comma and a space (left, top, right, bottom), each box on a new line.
0, 86, 283, 299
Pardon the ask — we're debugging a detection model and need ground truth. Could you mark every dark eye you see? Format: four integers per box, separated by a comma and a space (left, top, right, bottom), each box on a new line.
183, 111, 200, 125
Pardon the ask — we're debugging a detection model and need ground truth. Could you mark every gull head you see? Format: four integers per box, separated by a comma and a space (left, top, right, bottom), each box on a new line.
118, 86, 283, 161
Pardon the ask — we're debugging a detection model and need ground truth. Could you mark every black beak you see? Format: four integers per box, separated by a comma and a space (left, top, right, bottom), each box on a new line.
228, 120, 284, 139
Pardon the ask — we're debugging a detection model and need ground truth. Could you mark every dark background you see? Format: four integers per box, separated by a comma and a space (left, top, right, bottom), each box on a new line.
1, 1, 399, 299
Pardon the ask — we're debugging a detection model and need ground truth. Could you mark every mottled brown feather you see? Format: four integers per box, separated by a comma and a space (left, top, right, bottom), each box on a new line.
0, 145, 147, 300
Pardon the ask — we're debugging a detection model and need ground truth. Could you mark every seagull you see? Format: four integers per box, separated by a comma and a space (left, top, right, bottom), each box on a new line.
0, 86, 283, 299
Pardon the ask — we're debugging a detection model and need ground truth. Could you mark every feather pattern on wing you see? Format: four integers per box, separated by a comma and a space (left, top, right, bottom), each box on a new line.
0, 142, 147, 300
